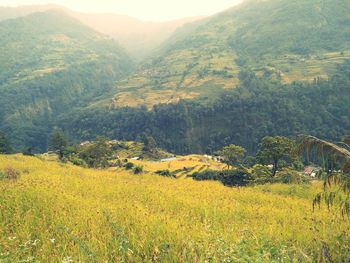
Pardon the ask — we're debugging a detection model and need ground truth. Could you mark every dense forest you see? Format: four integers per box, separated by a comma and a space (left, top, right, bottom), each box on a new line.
60, 61, 350, 155
0, 11, 133, 152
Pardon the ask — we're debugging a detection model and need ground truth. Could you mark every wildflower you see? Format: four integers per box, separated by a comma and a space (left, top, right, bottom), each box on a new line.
32, 239, 40, 246
8, 236, 16, 241
50, 238, 56, 244
62, 256, 73, 263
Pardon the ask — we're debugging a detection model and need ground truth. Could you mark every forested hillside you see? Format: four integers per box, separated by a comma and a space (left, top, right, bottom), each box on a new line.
0, 5, 201, 60
0, 11, 133, 151
62, 61, 350, 154
105, 0, 350, 108
1, 0, 350, 153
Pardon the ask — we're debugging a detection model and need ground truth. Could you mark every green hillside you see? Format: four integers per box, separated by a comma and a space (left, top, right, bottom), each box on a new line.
0, 5, 202, 61
0, 11, 133, 151
62, 60, 350, 154
105, 0, 350, 108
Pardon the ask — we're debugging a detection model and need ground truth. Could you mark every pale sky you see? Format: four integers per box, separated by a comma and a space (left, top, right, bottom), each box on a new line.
0, 0, 243, 21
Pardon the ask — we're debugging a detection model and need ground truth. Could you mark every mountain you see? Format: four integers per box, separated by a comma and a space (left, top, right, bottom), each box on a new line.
0, 10, 133, 151
0, 5, 202, 60
104, 0, 350, 108
0, 4, 60, 20
1, 0, 350, 153
58, 0, 350, 154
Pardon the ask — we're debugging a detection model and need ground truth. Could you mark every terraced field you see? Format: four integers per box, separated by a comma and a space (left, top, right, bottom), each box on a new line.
0, 154, 349, 262
130, 155, 225, 178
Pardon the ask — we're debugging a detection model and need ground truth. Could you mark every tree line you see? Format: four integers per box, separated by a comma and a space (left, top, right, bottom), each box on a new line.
60, 60, 350, 155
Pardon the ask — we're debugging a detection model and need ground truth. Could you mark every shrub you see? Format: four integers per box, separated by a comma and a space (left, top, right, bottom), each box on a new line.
124, 162, 134, 170
192, 169, 254, 187
220, 169, 254, 187
251, 164, 274, 184
0, 167, 21, 180
192, 170, 220, 181
275, 168, 310, 184
155, 170, 176, 178
70, 157, 87, 167
133, 165, 143, 174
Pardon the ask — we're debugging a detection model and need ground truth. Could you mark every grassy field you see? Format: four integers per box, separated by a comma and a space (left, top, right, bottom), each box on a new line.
130, 155, 225, 178
0, 154, 349, 262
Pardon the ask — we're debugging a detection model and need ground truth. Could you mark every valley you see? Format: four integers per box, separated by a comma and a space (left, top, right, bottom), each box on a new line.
0, 0, 350, 261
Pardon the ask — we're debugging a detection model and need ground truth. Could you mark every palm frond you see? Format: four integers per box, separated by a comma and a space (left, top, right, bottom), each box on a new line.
298, 135, 350, 172
343, 135, 350, 145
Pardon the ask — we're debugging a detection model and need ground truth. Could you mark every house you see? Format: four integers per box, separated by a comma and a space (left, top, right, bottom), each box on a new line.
304, 166, 319, 177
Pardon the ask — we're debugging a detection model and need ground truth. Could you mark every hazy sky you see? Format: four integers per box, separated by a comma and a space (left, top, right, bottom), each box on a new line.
0, 0, 243, 21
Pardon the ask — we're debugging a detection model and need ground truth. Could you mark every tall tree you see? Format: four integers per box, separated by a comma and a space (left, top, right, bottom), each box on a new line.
219, 144, 246, 169
48, 129, 68, 159
142, 135, 157, 153
0, 132, 13, 154
257, 136, 296, 176
79, 137, 112, 168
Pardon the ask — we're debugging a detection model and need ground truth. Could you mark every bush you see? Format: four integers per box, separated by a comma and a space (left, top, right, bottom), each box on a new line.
133, 165, 143, 174
275, 168, 310, 184
70, 157, 87, 167
155, 170, 176, 178
192, 169, 254, 187
220, 169, 254, 187
0, 167, 21, 180
124, 162, 134, 170
192, 170, 220, 181
251, 164, 274, 184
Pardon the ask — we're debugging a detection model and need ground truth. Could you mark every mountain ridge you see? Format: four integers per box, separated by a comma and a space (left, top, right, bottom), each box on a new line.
103, 0, 350, 108
0, 10, 133, 151
0, 4, 203, 60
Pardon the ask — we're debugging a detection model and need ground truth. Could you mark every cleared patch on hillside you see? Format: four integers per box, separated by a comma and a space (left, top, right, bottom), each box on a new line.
130, 154, 225, 178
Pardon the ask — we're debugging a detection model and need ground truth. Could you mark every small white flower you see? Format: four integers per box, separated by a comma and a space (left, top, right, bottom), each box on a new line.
50, 238, 56, 244
62, 256, 73, 263
32, 239, 40, 246
8, 236, 16, 241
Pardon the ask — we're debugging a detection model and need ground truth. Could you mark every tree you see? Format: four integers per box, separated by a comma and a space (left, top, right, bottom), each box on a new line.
257, 136, 296, 176
79, 137, 112, 168
220, 169, 253, 187
142, 135, 157, 153
22, 147, 34, 156
0, 132, 12, 154
219, 144, 246, 169
48, 129, 68, 159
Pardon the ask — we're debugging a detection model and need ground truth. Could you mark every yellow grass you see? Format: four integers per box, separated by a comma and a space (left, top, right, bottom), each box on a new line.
131, 155, 225, 178
0, 154, 349, 262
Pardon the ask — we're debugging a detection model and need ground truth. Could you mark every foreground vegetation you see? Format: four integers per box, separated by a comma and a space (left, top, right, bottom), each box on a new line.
0, 154, 349, 262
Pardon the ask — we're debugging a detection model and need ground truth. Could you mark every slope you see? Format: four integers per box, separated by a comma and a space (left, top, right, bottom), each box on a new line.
0, 154, 349, 261
105, 0, 350, 108
0, 11, 133, 151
